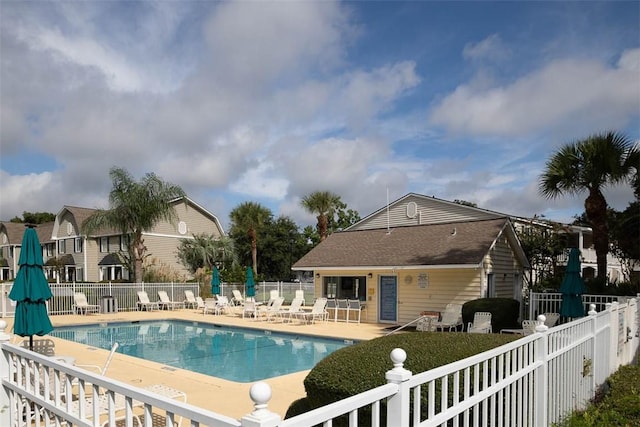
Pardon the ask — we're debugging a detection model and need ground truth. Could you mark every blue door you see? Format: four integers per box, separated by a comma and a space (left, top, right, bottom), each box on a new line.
379, 276, 397, 322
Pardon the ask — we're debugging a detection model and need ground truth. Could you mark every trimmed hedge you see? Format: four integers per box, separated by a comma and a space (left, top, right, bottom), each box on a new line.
286, 332, 518, 422
462, 298, 520, 332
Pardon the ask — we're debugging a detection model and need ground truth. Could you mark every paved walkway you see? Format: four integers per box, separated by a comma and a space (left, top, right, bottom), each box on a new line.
3, 307, 389, 419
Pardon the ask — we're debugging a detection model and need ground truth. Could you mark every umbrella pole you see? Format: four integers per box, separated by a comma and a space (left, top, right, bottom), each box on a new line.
29, 335, 33, 351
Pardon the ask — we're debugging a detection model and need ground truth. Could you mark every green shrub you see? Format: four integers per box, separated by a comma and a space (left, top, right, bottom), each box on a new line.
294, 332, 517, 424
462, 298, 520, 331
555, 363, 640, 426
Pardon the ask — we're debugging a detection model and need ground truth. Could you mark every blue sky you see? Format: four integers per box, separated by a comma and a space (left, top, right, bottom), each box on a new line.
1, 1, 638, 231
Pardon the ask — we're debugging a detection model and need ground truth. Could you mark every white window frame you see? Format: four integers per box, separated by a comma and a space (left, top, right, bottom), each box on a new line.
100, 237, 108, 253
58, 239, 66, 254
74, 237, 83, 253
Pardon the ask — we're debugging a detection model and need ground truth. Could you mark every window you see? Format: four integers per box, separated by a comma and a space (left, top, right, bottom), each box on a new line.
46, 243, 54, 257
486, 273, 495, 298
323, 276, 367, 300
120, 235, 129, 251
58, 239, 66, 254
100, 237, 108, 253
74, 237, 83, 253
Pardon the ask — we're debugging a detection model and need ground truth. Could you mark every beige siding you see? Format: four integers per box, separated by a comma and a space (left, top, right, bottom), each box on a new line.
151, 202, 223, 238
484, 234, 524, 299
84, 239, 100, 281
314, 267, 483, 325
352, 194, 502, 231
142, 234, 191, 279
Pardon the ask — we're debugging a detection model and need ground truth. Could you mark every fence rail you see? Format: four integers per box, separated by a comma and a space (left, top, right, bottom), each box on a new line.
528, 291, 636, 322
1, 298, 637, 427
0, 281, 315, 317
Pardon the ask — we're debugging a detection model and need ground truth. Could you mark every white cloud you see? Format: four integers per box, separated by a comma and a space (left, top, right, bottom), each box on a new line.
463, 34, 510, 63
428, 55, 640, 138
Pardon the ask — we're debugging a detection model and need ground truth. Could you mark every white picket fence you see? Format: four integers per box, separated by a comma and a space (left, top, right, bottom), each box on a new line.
1, 298, 638, 427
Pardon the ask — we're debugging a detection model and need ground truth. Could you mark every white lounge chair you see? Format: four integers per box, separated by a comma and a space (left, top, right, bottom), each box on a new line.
73, 292, 100, 315
203, 298, 218, 315
433, 304, 463, 331
184, 290, 198, 309
136, 291, 159, 311
261, 297, 285, 322
242, 300, 257, 319
76, 342, 119, 376
467, 312, 492, 333
195, 296, 205, 310
231, 290, 245, 306
158, 291, 184, 310
278, 298, 304, 323
298, 298, 328, 324
69, 383, 186, 427
295, 289, 305, 305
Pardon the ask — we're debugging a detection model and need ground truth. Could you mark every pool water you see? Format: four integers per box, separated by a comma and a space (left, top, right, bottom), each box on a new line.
50, 320, 352, 382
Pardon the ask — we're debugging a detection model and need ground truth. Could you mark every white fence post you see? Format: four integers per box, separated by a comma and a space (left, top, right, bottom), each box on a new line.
385, 348, 412, 427
0, 320, 11, 426
533, 321, 549, 426
240, 382, 281, 427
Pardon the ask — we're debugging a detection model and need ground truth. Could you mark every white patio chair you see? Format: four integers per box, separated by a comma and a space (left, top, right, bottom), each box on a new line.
136, 291, 159, 311
295, 289, 305, 305
231, 290, 245, 306
297, 298, 328, 324
73, 292, 100, 315
184, 290, 198, 309
347, 299, 364, 324
262, 297, 285, 322
242, 300, 257, 319
203, 298, 218, 315
542, 312, 560, 328
467, 312, 492, 333
335, 299, 349, 322
325, 299, 337, 322
433, 304, 463, 331
158, 291, 184, 310
278, 298, 305, 323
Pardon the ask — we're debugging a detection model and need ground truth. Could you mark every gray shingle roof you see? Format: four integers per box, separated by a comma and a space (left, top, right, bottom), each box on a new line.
293, 218, 510, 269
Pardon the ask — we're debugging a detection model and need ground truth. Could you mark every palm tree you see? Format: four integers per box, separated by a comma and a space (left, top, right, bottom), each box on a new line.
176, 234, 237, 274
81, 167, 186, 282
229, 202, 272, 276
301, 191, 342, 241
539, 131, 638, 279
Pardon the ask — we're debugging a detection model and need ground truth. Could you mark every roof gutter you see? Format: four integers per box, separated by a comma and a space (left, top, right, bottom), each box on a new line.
293, 263, 482, 272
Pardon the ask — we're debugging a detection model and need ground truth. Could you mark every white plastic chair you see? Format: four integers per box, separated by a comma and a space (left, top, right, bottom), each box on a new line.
433, 304, 463, 331
347, 299, 364, 324
467, 312, 492, 333
335, 299, 349, 322
298, 298, 328, 324
136, 291, 159, 311
158, 291, 184, 310
278, 298, 304, 323
184, 290, 198, 309
73, 292, 100, 315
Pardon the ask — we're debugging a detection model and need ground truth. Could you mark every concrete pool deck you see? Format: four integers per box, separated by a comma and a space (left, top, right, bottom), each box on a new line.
3, 307, 390, 419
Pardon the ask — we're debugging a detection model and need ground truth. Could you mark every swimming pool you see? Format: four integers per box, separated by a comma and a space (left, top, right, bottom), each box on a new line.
50, 320, 353, 382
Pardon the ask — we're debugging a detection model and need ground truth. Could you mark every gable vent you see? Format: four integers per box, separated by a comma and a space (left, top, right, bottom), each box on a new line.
406, 202, 418, 219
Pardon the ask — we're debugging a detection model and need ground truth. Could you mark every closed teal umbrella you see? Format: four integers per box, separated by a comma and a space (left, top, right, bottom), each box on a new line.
211, 266, 221, 296
560, 248, 586, 318
245, 267, 256, 298
9, 226, 53, 350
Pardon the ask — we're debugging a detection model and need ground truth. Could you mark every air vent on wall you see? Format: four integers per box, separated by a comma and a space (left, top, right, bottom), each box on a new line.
406, 201, 417, 219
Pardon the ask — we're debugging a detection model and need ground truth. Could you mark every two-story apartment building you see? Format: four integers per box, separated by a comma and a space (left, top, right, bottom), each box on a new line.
0, 198, 224, 282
